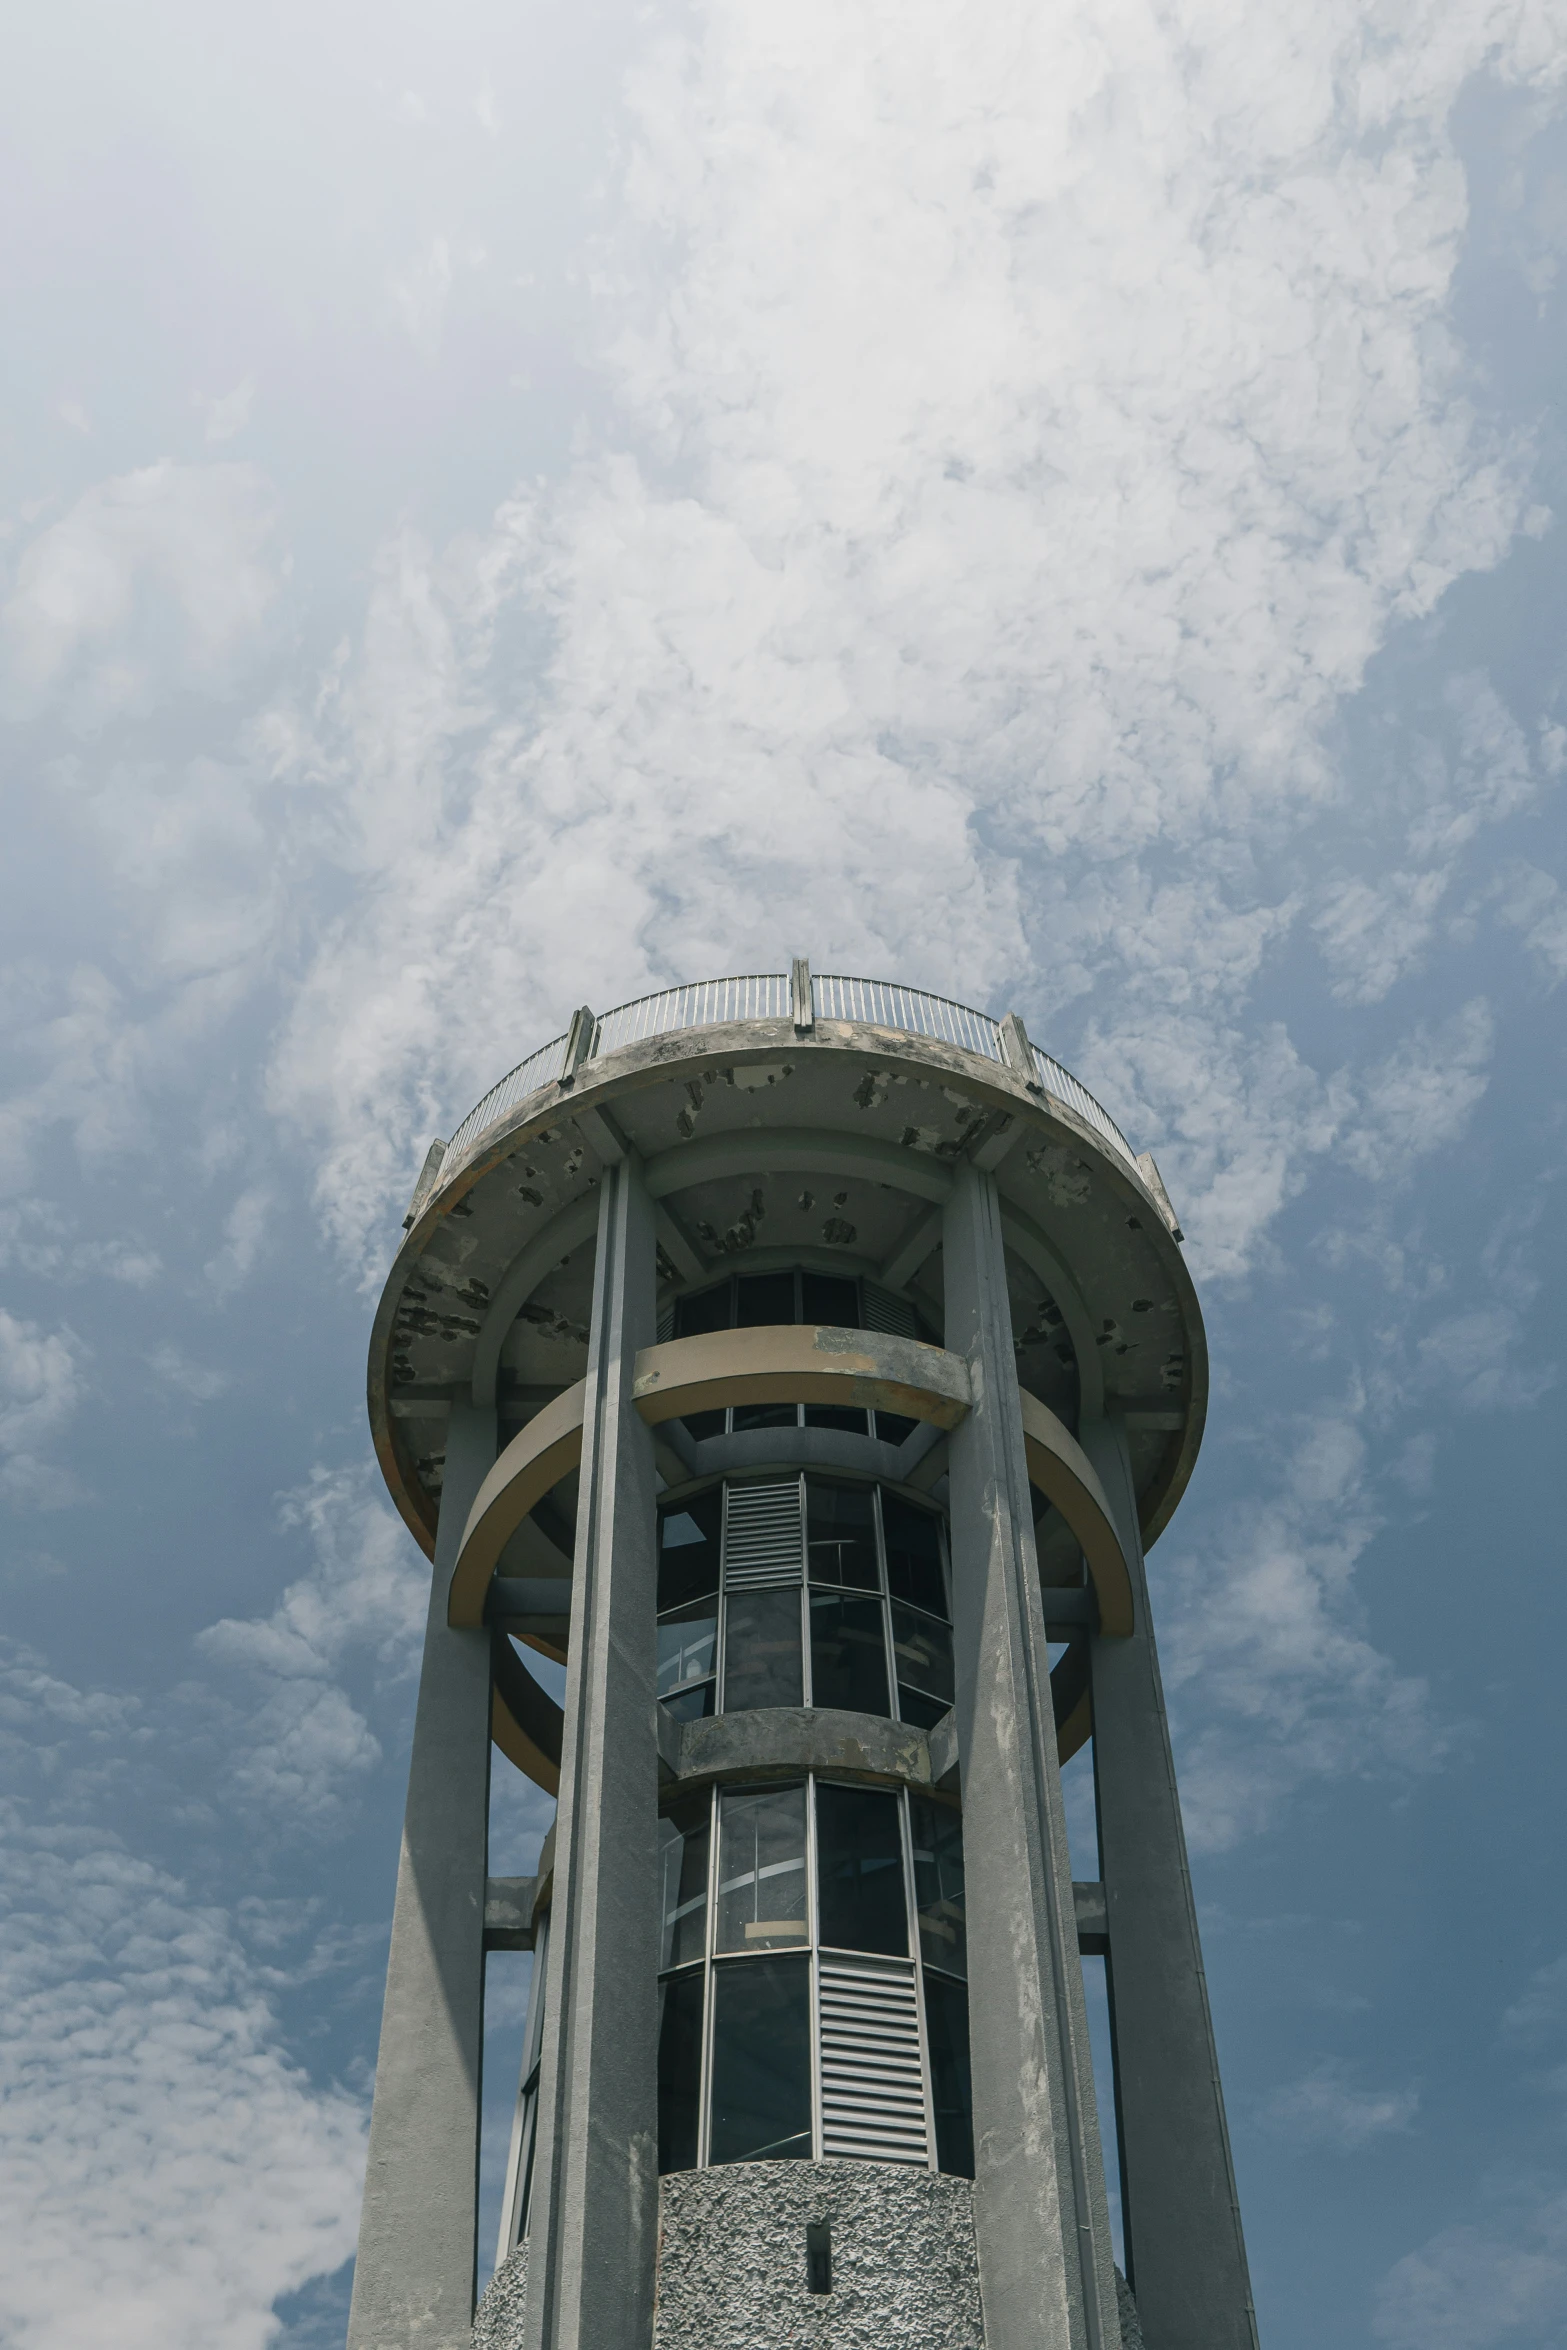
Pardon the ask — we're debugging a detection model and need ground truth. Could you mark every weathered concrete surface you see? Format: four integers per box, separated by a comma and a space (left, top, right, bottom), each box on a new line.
676, 1705, 932, 1792
347, 1400, 496, 2350
471, 2174, 1149, 2350
943, 1162, 1120, 2350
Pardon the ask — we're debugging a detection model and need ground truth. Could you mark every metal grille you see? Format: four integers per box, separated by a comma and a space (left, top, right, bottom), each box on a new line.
656, 1303, 676, 1344
592, 975, 790, 1058
860, 1281, 918, 1340
446, 1033, 570, 1165
722, 1479, 804, 1590
818, 1956, 930, 2165
1031, 1046, 1138, 1169
812, 975, 1003, 1062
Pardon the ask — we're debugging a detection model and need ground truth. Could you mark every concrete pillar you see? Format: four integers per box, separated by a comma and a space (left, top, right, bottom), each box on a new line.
348, 1400, 498, 2350
520, 1154, 661, 2350
1081, 1414, 1259, 2350
942, 1161, 1120, 2350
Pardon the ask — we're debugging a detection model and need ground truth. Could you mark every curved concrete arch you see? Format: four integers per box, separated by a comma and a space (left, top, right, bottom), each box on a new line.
470, 1196, 600, 1408
1018, 1387, 1134, 1637
631, 1324, 971, 1429
672, 1706, 939, 1796
490, 1629, 564, 1794
451, 1381, 587, 1626
643, 1127, 955, 1210
999, 1203, 1104, 1419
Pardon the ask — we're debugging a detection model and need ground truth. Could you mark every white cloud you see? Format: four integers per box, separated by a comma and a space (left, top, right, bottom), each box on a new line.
0, 1309, 85, 1508
261, 0, 1567, 1270
0, 1654, 365, 2350
1161, 1399, 1444, 1849
146, 1344, 232, 1403
196, 1467, 427, 1824
1265, 2061, 1419, 2149
1, 460, 281, 719
1339, 999, 1495, 1183
203, 379, 256, 446
1375, 2206, 1567, 2350
204, 1186, 273, 1299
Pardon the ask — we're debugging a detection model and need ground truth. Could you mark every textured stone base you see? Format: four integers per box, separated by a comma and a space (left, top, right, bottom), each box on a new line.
655, 2163, 984, 2350
472, 2169, 1147, 2349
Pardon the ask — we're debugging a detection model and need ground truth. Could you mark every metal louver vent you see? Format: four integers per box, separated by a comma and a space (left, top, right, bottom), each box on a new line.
861, 1282, 918, 1341
656, 1303, 676, 1344
722, 1480, 804, 1590
818, 1956, 931, 2166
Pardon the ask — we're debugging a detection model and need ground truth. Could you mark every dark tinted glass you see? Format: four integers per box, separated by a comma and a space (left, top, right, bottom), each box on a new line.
909, 1796, 966, 1978
683, 1410, 727, 1441
658, 1488, 722, 1609
891, 1603, 954, 1709
923, 1972, 974, 2177
803, 1406, 869, 1434
815, 1782, 907, 1956
657, 1600, 717, 1707
808, 1592, 891, 1717
658, 1796, 711, 1969
657, 1969, 705, 2173
895, 1685, 947, 1730
663, 1679, 716, 1724
736, 1272, 796, 1326
675, 1282, 732, 1337
881, 1494, 947, 1617
722, 1586, 803, 1711
732, 1402, 799, 1432
800, 1273, 858, 1327
805, 1479, 879, 1588
708, 1955, 812, 2163
872, 1411, 919, 1446
716, 1784, 808, 1953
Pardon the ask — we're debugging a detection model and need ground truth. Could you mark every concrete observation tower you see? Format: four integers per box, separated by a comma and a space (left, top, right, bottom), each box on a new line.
348, 965, 1258, 2350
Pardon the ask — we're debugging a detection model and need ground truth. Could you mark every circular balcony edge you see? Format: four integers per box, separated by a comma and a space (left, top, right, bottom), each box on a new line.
449, 1328, 1132, 1637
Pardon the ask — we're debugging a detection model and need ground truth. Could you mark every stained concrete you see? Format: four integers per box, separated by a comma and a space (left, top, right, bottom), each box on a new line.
471, 2171, 1150, 2350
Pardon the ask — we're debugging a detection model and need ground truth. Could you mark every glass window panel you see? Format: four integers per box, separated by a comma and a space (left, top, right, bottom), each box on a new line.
658, 1488, 722, 1610
800, 1273, 859, 1327
805, 1478, 879, 1589
663, 1680, 715, 1725
732, 1401, 799, 1432
814, 1782, 908, 1957
657, 1600, 718, 1706
675, 1282, 732, 1337
808, 1592, 891, 1718
657, 1969, 706, 2174
923, 1972, 974, 2177
881, 1493, 948, 1617
657, 1797, 712, 1971
682, 1410, 727, 1441
716, 1784, 808, 1953
735, 1272, 797, 1327
802, 1406, 870, 1434
872, 1411, 919, 1447
890, 1603, 954, 1709
896, 1684, 948, 1731
722, 1587, 804, 1711
708, 1954, 813, 2164
909, 1796, 966, 1979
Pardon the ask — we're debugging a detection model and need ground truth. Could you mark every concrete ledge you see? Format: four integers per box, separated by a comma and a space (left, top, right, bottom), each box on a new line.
632, 1324, 972, 1431
673, 1706, 937, 1794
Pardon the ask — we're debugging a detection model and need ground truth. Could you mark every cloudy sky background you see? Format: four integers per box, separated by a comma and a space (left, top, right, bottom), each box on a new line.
3, 0, 1567, 2341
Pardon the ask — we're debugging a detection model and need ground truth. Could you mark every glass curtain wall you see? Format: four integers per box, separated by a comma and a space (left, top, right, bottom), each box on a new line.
656, 1777, 973, 2179
656, 1478, 955, 1732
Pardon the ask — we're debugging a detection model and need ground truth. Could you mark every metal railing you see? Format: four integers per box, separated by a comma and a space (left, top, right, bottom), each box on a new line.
435, 970, 1137, 1188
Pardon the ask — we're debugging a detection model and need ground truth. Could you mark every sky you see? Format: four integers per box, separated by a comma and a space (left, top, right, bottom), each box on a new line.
1, 0, 1566, 2342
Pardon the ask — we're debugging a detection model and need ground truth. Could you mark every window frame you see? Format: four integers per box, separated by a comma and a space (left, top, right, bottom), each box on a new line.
655, 1773, 968, 2176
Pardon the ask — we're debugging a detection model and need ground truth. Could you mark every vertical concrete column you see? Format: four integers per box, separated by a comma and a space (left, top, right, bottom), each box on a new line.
348, 1400, 498, 2350
1081, 1415, 1259, 2350
521, 1154, 660, 2350
942, 1162, 1120, 2350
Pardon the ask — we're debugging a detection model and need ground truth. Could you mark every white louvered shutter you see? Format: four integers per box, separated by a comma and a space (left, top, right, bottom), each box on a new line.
817, 1955, 931, 2165
721, 1479, 805, 1591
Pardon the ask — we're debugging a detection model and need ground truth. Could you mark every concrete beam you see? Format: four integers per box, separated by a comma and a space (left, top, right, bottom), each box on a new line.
519, 1157, 660, 2350
1082, 1415, 1258, 2350
943, 1160, 1120, 2350
346, 1400, 496, 2350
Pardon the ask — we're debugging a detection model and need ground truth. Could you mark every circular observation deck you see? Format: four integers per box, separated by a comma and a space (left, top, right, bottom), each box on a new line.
370, 968, 1205, 1568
